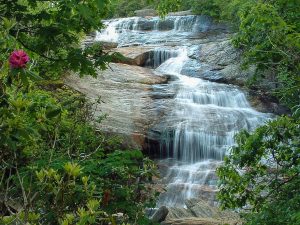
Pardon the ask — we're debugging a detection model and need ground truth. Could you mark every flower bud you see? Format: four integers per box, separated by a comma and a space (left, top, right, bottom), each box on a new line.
9, 50, 30, 68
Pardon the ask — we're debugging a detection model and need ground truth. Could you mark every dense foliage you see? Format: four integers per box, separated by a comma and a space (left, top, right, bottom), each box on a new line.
0, 1, 157, 224
107, 0, 156, 18
106, 0, 183, 18
218, 115, 300, 224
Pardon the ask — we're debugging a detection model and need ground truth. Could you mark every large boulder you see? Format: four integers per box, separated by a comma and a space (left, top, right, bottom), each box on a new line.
185, 199, 239, 220
99, 41, 118, 50
182, 38, 251, 85
151, 206, 169, 223
112, 46, 154, 66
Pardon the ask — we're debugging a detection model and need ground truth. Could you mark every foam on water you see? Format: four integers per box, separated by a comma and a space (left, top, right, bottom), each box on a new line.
154, 49, 270, 206
95, 15, 211, 46
96, 15, 271, 208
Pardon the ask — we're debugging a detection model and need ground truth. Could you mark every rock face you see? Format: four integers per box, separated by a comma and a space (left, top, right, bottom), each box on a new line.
65, 63, 168, 149
162, 199, 242, 225
181, 38, 252, 86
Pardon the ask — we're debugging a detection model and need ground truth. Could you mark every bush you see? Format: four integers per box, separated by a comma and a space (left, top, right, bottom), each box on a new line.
217, 116, 300, 224
0, 1, 158, 224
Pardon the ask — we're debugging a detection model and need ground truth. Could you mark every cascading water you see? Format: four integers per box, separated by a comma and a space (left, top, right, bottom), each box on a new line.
144, 48, 179, 68
96, 15, 271, 208
96, 15, 212, 46
154, 49, 270, 207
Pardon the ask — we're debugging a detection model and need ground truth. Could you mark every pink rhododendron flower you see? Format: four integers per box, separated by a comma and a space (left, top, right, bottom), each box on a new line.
9, 50, 30, 68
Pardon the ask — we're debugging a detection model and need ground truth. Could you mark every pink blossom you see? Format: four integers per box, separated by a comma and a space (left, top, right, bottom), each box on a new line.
9, 50, 30, 68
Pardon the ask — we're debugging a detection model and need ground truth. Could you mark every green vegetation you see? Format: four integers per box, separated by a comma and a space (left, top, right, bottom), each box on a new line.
107, 0, 157, 18
106, 0, 185, 18
0, 1, 157, 224
217, 115, 300, 224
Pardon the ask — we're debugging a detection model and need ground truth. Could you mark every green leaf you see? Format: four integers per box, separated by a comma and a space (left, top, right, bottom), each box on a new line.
46, 108, 61, 118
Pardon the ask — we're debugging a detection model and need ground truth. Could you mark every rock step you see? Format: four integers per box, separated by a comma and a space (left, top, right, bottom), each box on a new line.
162, 217, 240, 225
160, 198, 242, 225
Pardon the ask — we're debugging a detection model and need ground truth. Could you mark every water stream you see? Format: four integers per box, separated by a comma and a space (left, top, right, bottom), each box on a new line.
154, 48, 269, 207
96, 15, 271, 208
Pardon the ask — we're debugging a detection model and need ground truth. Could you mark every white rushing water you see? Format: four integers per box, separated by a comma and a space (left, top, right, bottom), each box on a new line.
96, 15, 212, 46
96, 15, 271, 208
144, 48, 179, 68
154, 49, 270, 207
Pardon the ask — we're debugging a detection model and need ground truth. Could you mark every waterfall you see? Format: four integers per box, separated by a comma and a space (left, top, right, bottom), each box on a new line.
173, 15, 210, 32
156, 48, 188, 74
153, 49, 179, 68
96, 15, 271, 208
95, 15, 211, 46
154, 49, 270, 206
96, 20, 120, 43
144, 48, 179, 68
